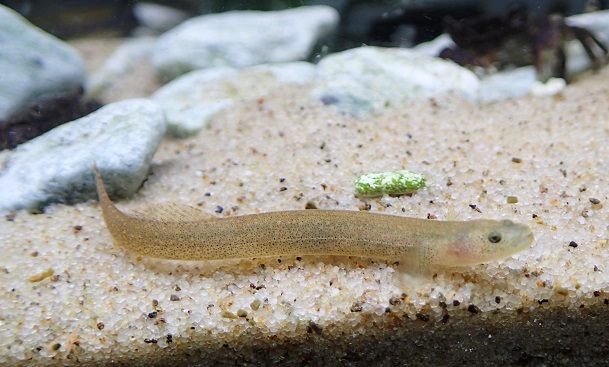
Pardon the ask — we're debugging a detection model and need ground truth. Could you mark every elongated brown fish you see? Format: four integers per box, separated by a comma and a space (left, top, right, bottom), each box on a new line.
94, 165, 533, 268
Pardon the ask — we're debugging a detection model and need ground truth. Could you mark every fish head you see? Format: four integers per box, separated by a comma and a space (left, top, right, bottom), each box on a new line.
439, 219, 534, 266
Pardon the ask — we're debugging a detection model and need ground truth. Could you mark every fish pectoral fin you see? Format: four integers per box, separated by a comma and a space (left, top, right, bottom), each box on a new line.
446, 206, 461, 221
130, 202, 216, 222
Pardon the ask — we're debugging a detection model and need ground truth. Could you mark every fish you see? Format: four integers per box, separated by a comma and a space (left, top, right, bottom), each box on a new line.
93, 164, 533, 270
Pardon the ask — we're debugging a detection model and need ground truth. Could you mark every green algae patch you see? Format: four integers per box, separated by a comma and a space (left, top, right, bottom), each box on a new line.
354, 170, 426, 198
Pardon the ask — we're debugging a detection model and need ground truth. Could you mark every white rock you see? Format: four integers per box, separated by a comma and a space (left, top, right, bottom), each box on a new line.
0, 5, 86, 120
152, 6, 338, 81
313, 46, 480, 117
464, 65, 562, 104
0, 99, 165, 211
153, 62, 316, 137
477, 66, 537, 104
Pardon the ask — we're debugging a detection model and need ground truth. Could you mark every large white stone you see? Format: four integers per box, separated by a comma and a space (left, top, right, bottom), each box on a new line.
153, 62, 317, 137
0, 99, 165, 211
152, 6, 338, 81
0, 5, 86, 120
313, 46, 480, 117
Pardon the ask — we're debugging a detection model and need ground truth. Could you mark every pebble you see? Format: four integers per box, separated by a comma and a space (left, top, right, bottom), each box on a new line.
0, 99, 165, 211
28, 268, 54, 283
0, 4, 86, 120
530, 78, 567, 97
152, 6, 339, 81
152, 62, 316, 137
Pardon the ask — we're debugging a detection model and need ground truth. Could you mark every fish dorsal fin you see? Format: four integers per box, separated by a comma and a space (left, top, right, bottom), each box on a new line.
129, 202, 216, 223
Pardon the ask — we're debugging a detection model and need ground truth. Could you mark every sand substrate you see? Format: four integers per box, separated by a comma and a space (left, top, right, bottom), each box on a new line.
1, 46, 609, 365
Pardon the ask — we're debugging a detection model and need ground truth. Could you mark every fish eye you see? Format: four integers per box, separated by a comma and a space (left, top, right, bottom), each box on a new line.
488, 232, 502, 243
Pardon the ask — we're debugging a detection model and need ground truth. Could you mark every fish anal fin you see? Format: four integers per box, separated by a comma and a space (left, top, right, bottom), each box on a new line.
130, 202, 216, 222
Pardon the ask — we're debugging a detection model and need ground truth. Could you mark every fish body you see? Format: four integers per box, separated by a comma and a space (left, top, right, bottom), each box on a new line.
94, 165, 533, 268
